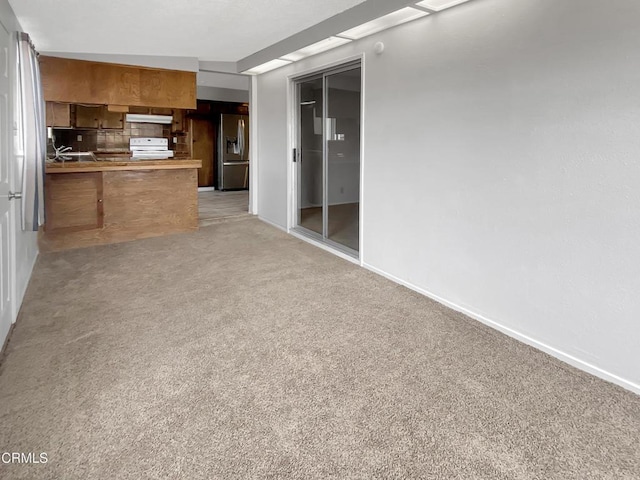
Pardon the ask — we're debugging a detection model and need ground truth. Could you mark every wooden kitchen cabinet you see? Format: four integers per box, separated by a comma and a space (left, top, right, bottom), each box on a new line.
45, 102, 71, 127
100, 106, 124, 129
74, 105, 100, 129
69, 104, 123, 129
45, 172, 104, 233
40, 56, 196, 109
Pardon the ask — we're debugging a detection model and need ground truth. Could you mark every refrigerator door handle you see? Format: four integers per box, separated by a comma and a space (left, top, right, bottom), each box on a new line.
238, 119, 245, 159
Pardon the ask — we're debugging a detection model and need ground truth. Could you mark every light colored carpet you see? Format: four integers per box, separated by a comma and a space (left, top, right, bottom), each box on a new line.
0, 217, 638, 479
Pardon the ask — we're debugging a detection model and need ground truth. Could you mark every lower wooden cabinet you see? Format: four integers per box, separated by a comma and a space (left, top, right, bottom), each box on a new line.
45, 172, 104, 233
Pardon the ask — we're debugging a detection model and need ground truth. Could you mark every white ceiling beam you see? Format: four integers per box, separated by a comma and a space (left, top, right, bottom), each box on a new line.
198, 61, 243, 75
237, 0, 419, 73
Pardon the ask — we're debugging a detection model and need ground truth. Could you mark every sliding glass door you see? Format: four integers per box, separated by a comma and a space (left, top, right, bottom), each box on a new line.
296, 76, 324, 236
294, 63, 361, 256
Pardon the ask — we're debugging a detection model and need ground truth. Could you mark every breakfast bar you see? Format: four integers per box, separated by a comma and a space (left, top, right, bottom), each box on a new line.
41, 158, 202, 252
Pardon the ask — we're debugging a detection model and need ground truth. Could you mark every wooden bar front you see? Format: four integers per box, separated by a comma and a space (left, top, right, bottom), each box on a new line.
41, 160, 202, 252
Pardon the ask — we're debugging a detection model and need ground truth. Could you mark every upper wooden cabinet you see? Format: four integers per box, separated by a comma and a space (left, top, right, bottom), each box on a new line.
45, 102, 71, 127
46, 103, 125, 129
100, 107, 125, 129
40, 56, 196, 110
75, 105, 100, 129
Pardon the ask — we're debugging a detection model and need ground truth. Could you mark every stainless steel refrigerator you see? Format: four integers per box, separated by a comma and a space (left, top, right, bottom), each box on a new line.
218, 114, 249, 190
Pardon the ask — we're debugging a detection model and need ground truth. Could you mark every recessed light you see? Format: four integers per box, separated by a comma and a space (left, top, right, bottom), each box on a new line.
243, 58, 292, 75
338, 7, 429, 40
281, 37, 352, 62
415, 0, 471, 12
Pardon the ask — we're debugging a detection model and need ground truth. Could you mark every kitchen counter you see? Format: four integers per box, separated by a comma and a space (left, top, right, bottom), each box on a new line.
40, 157, 202, 252
46, 158, 202, 173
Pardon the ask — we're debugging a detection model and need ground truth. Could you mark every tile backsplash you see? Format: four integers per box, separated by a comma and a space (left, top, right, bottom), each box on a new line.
52, 123, 170, 153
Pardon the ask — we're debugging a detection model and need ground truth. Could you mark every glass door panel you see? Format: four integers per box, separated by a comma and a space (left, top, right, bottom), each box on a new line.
326, 67, 361, 252
294, 62, 361, 257
296, 77, 324, 236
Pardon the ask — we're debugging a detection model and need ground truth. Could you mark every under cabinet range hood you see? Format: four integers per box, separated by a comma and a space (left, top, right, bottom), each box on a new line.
125, 113, 173, 124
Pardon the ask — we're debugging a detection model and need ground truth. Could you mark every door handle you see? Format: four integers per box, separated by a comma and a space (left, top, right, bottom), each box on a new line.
293, 148, 297, 163
1, 191, 22, 200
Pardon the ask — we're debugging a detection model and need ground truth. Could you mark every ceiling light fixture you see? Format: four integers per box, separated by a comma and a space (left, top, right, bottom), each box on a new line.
337, 7, 429, 40
415, 0, 470, 12
281, 36, 352, 62
243, 58, 292, 75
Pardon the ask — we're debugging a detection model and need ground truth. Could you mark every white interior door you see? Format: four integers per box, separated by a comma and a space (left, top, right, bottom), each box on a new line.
0, 24, 14, 345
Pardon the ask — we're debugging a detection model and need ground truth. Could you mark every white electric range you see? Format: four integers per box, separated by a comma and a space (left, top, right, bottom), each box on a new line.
129, 137, 174, 159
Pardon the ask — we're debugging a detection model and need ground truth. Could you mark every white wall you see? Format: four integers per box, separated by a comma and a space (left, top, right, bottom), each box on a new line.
197, 86, 249, 103
257, 71, 290, 227
255, 0, 640, 393
0, 1, 38, 330
197, 71, 249, 103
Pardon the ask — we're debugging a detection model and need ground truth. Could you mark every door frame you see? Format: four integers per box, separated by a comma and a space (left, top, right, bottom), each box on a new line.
1, 24, 17, 343
286, 55, 365, 264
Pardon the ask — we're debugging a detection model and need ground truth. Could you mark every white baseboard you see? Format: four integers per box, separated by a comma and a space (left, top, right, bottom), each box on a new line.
14, 251, 39, 323
258, 216, 287, 232
198, 187, 216, 192
363, 262, 640, 396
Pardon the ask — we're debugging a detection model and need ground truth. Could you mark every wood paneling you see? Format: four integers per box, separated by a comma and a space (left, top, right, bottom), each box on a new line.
103, 169, 198, 232
40, 56, 196, 109
190, 118, 215, 187
45, 172, 103, 233
40, 164, 200, 252
45, 102, 71, 127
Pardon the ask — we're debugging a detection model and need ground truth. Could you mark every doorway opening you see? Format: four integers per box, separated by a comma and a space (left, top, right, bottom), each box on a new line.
190, 100, 251, 226
293, 62, 362, 257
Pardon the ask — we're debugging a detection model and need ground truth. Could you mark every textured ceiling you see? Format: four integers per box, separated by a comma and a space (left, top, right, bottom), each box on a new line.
9, 0, 367, 61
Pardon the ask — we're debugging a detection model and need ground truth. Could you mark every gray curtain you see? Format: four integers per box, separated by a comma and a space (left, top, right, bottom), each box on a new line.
16, 32, 45, 231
